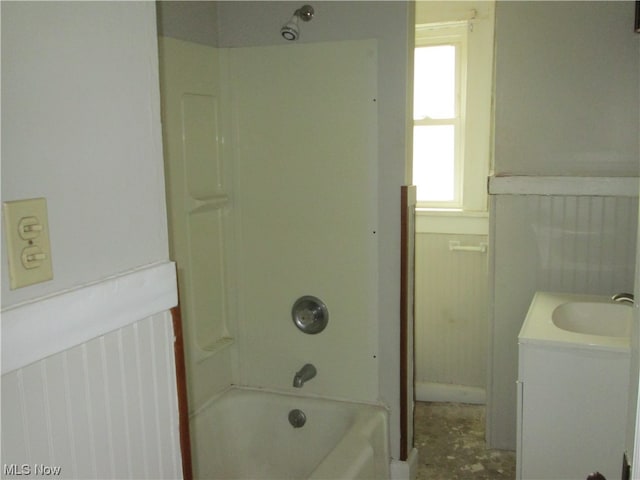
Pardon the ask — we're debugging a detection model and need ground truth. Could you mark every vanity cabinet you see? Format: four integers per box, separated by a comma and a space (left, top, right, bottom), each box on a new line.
517, 292, 631, 480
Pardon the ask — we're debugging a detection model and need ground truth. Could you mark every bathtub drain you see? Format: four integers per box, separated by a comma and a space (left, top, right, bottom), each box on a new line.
288, 409, 306, 428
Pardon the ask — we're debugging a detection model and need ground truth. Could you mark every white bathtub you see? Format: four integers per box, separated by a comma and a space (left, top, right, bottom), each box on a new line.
190, 387, 390, 479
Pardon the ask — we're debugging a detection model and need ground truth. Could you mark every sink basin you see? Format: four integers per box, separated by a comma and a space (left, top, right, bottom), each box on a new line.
519, 292, 633, 352
552, 302, 632, 337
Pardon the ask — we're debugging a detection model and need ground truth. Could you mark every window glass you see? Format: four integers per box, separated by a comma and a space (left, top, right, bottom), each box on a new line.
413, 45, 456, 120
413, 125, 455, 202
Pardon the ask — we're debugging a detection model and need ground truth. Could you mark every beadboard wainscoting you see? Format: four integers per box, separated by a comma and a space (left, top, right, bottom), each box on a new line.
1, 312, 182, 479
1, 262, 181, 479
415, 232, 489, 404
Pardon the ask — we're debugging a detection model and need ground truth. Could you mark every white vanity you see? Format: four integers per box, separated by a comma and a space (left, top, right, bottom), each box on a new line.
517, 292, 632, 480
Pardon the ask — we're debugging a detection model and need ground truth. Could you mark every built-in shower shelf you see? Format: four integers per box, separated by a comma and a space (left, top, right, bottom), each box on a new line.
187, 194, 231, 213
488, 175, 639, 197
195, 336, 235, 363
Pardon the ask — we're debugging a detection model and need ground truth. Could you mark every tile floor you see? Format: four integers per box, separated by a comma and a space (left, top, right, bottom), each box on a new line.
414, 401, 516, 480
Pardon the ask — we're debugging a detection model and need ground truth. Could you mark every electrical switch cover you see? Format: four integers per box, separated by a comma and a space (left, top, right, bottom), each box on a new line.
3, 197, 53, 289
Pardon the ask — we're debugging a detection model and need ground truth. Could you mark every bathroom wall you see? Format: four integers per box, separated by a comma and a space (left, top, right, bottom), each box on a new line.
488, 0, 640, 450
1, 2, 181, 476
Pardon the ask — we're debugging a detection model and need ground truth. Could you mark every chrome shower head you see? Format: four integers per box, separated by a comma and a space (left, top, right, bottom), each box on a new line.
281, 5, 314, 41
281, 15, 300, 41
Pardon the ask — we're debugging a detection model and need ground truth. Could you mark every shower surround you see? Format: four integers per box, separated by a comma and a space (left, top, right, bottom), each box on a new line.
158, 34, 398, 477
157, 0, 414, 464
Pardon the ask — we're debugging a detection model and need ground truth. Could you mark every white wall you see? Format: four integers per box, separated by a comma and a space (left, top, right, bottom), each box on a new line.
1, 2, 181, 477
2, 2, 170, 307
493, 1, 639, 177
489, 0, 640, 450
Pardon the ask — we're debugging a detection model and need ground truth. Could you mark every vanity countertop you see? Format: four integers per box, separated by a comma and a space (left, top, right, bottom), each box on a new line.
518, 291, 632, 353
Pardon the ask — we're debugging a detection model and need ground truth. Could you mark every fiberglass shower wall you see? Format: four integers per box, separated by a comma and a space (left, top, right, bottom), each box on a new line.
230, 40, 380, 402
160, 37, 381, 412
159, 36, 236, 414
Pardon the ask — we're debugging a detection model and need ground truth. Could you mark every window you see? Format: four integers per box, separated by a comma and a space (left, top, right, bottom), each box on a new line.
413, 23, 466, 209
413, 20, 492, 215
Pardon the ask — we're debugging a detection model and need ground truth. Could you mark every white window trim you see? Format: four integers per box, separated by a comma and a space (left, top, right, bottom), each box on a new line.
416, 209, 488, 235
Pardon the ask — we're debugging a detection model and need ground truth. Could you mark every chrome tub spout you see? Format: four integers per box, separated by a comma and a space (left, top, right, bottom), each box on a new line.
293, 363, 317, 388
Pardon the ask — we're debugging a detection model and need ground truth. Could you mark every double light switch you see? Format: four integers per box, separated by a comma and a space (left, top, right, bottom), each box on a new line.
3, 197, 53, 289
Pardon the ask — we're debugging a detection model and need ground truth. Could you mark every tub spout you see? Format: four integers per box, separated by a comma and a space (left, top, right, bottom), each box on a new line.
612, 292, 634, 305
293, 363, 316, 388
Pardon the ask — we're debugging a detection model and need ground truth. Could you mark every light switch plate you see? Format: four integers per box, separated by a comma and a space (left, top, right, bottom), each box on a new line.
3, 197, 53, 289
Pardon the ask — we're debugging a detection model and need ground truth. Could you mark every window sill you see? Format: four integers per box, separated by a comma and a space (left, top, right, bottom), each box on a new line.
416, 209, 489, 235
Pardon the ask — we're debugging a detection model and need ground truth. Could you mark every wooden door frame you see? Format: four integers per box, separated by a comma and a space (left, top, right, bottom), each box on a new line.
171, 304, 193, 480
400, 185, 417, 461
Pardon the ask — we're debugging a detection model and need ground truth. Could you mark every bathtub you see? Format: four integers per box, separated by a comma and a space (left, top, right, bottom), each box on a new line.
190, 387, 390, 479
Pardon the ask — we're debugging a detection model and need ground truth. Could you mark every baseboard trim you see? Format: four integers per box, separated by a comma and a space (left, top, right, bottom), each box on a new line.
416, 381, 486, 404
390, 448, 419, 480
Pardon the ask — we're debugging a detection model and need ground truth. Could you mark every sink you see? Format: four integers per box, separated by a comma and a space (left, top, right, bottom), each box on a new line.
519, 292, 633, 352
552, 302, 632, 337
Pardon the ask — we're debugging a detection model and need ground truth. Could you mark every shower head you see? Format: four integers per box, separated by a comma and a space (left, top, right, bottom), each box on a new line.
281, 15, 300, 41
281, 5, 314, 41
